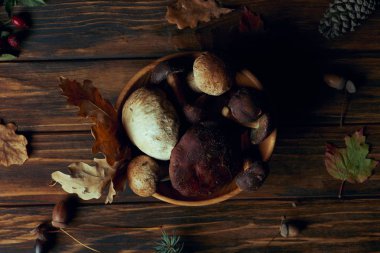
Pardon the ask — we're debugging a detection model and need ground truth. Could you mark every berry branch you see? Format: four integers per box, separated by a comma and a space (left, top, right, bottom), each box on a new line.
0, 0, 46, 60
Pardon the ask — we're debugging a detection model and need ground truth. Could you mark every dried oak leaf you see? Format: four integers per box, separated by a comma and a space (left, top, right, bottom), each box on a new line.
59, 77, 124, 166
166, 0, 232, 29
52, 158, 116, 204
0, 122, 28, 167
325, 128, 378, 184
239, 6, 264, 33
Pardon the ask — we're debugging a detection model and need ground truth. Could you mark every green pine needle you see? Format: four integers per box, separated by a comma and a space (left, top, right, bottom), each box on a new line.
154, 230, 184, 253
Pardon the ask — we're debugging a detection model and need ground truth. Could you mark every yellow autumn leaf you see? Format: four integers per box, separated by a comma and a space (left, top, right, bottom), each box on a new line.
52, 158, 116, 204
0, 122, 28, 167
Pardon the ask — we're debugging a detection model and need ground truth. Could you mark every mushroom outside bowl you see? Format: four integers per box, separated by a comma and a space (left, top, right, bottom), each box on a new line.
115, 52, 277, 206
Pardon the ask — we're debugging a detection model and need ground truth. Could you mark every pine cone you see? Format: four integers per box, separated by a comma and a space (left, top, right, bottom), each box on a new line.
319, 0, 378, 39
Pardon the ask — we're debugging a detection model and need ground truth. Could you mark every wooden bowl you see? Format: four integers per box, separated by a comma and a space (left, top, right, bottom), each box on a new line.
115, 52, 277, 206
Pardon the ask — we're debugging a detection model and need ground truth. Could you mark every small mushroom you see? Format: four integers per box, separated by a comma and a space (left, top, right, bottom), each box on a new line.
222, 88, 263, 128
51, 195, 78, 229
250, 113, 273, 144
122, 87, 180, 160
150, 56, 192, 85
169, 122, 233, 197
280, 217, 300, 238
187, 52, 231, 96
167, 73, 207, 124
235, 160, 267, 192
345, 80, 356, 94
127, 155, 160, 197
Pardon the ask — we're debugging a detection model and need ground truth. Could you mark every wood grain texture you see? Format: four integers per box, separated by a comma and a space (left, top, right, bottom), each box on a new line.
8, 0, 380, 61
2, 1, 380, 252
1, 56, 380, 132
1, 198, 379, 252
0, 125, 379, 205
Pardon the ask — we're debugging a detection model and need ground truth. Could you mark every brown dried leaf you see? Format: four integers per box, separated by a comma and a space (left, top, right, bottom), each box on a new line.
0, 122, 28, 167
166, 0, 232, 29
59, 77, 124, 166
52, 158, 116, 204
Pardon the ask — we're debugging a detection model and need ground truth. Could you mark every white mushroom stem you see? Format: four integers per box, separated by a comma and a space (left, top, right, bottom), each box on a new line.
187, 72, 202, 93
167, 73, 187, 106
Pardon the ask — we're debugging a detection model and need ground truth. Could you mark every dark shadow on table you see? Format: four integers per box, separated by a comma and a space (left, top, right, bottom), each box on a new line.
174, 15, 367, 128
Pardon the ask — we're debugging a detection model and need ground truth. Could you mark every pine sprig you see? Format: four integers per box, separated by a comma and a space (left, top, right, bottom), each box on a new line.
154, 230, 184, 253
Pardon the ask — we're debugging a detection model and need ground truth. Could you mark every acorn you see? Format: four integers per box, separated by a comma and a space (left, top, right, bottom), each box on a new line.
280, 217, 300, 238
52, 195, 78, 228
31, 223, 50, 241
323, 74, 345, 90
34, 239, 48, 253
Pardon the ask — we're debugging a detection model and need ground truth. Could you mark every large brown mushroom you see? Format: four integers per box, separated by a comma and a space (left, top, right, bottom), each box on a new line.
169, 122, 233, 197
187, 52, 231, 96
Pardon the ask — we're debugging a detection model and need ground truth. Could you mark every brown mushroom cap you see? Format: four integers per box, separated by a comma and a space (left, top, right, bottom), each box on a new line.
127, 155, 160, 197
250, 113, 273, 145
235, 160, 267, 192
169, 122, 233, 197
228, 88, 262, 124
190, 52, 231, 96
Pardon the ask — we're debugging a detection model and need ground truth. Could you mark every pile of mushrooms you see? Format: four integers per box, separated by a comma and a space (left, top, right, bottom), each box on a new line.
121, 52, 274, 198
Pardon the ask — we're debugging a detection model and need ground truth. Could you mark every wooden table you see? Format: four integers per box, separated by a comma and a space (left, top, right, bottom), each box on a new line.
1, 1, 380, 252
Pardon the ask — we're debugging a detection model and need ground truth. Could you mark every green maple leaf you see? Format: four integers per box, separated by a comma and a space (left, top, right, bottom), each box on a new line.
325, 128, 378, 185
0, 54, 17, 61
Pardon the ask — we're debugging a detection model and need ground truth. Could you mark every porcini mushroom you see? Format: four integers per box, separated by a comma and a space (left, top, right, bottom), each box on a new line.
187, 52, 231, 96
169, 122, 233, 197
167, 73, 207, 123
122, 87, 180, 160
151, 57, 208, 124
250, 113, 273, 144
235, 160, 267, 192
222, 88, 262, 128
127, 155, 160, 197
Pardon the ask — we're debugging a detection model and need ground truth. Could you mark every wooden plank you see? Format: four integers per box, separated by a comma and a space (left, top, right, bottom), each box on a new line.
0, 198, 379, 252
1, 125, 380, 205
10, 0, 380, 61
1, 56, 380, 131
0, 59, 149, 132
0, 131, 145, 205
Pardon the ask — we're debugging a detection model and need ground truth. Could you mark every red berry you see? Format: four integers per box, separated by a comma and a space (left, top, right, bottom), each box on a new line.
11, 15, 29, 29
7, 34, 20, 49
